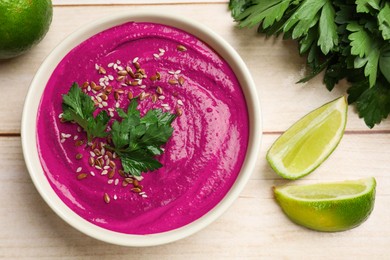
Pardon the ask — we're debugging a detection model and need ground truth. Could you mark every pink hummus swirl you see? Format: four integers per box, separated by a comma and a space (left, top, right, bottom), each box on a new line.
36, 22, 249, 234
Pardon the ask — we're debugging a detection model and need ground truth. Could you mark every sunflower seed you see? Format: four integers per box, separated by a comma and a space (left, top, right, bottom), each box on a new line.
152, 94, 158, 103
156, 86, 163, 95
104, 193, 110, 203
114, 92, 119, 101
108, 169, 115, 179
109, 160, 116, 168
118, 170, 126, 178
93, 149, 101, 157
131, 187, 142, 193
168, 79, 178, 85
124, 177, 133, 183
98, 66, 106, 74
77, 173, 88, 180
177, 45, 187, 51
74, 140, 84, 146
101, 94, 108, 101
88, 157, 95, 166
117, 75, 125, 81
176, 107, 183, 116
118, 70, 128, 76
178, 76, 185, 85
105, 85, 113, 94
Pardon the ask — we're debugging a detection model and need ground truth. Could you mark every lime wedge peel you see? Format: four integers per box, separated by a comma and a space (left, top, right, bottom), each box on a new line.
267, 96, 348, 180
273, 177, 376, 232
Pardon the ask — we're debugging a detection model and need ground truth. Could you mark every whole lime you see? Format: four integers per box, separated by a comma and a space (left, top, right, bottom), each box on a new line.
0, 0, 53, 59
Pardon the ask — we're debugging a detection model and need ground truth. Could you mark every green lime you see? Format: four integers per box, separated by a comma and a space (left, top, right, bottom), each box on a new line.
267, 96, 348, 179
274, 177, 376, 232
0, 0, 53, 59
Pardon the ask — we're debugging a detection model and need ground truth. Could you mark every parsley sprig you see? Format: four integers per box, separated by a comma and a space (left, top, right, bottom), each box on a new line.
108, 99, 176, 177
230, 0, 390, 127
61, 83, 176, 177
62, 83, 110, 142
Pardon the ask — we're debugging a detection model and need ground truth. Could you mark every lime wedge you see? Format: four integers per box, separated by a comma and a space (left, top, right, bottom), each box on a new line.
267, 96, 348, 179
274, 177, 376, 232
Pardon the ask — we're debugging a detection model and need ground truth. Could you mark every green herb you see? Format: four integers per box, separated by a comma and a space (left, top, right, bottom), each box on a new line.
108, 99, 176, 177
62, 83, 109, 142
229, 0, 390, 128
61, 84, 176, 177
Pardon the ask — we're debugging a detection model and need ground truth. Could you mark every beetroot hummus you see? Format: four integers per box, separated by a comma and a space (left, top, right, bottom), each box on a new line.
36, 22, 249, 234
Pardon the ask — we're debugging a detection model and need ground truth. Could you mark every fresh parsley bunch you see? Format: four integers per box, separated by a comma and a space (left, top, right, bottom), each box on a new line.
62, 83, 176, 177
230, 0, 390, 127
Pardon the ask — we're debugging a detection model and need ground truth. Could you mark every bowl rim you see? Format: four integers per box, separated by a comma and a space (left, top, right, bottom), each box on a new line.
21, 11, 262, 247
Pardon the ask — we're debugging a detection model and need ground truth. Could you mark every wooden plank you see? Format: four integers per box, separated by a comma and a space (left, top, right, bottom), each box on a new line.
1, 134, 389, 258
0, 4, 389, 134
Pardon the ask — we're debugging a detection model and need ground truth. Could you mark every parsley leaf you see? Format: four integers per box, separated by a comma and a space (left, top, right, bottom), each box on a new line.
230, 0, 390, 127
120, 152, 163, 177
109, 99, 176, 177
318, 2, 338, 54
352, 77, 390, 128
235, 0, 292, 29
356, 0, 380, 13
347, 22, 381, 87
379, 45, 390, 84
229, 0, 250, 20
62, 83, 109, 142
378, 2, 390, 40
283, 0, 325, 39
346, 22, 372, 58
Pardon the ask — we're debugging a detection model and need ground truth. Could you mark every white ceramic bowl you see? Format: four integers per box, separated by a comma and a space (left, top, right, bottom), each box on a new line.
21, 12, 262, 246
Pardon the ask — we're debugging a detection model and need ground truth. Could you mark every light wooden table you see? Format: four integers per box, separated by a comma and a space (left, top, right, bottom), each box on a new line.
1, 1, 389, 259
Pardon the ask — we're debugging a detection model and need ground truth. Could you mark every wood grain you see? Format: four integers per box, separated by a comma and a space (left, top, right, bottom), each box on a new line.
1, 4, 389, 134
1, 2, 390, 259
1, 134, 389, 258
